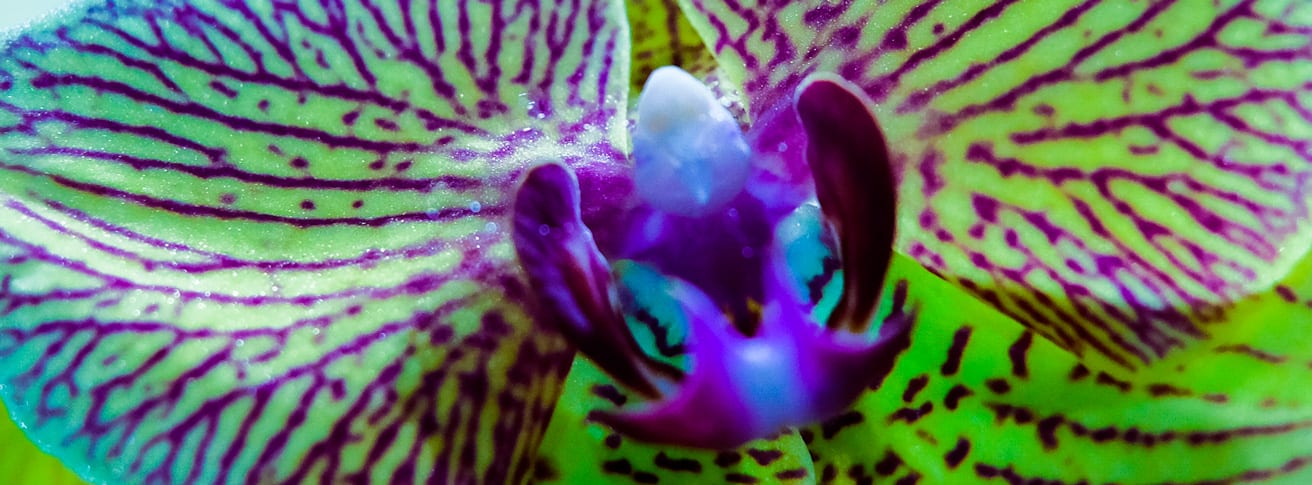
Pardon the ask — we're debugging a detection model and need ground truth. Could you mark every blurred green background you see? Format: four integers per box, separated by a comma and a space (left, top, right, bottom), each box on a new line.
0, 399, 87, 484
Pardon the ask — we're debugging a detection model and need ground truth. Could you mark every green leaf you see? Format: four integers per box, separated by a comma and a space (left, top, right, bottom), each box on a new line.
0, 0, 630, 482
676, 0, 1312, 373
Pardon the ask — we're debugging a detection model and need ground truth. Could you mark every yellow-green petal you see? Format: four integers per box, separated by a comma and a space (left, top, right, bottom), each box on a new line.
625, 0, 716, 94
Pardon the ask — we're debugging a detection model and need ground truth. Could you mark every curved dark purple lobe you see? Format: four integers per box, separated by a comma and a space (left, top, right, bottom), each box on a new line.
513, 164, 665, 399
795, 76, 898, 332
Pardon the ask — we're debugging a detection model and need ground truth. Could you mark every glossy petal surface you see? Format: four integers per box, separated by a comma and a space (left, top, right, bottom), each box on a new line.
680, 0, 1312, 372
630, 1, 1312, 483
0, 0, 629, 482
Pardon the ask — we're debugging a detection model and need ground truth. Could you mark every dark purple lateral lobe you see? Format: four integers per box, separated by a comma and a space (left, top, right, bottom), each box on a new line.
794, 75, 898, 333
0, 0, 630, 483
512, 164, 667, 399
682, 0, 1312, 371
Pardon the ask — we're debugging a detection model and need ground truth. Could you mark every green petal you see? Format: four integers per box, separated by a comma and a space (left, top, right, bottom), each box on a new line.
625, 0, 716, 94
803, 253, 1312, 483
678, 0, 1312, 372
0, 0, 629, 482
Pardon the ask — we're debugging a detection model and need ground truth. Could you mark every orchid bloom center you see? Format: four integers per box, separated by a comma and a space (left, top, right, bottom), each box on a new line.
513, 67, 914, 449
631, 67, 752, 218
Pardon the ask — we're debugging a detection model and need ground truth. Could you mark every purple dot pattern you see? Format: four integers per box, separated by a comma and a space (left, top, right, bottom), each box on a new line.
0, 0, 629, 483
682, 0, 1312, 370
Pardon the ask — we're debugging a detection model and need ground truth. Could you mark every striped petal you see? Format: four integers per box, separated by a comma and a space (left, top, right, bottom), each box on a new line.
0, 0, 629, 483
625, 0, 716, 94
678, 0, 1312, 372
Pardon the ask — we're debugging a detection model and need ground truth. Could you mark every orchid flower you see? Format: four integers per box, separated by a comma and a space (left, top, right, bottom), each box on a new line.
534, 1, 1312, 483
3, 1, 1312, 485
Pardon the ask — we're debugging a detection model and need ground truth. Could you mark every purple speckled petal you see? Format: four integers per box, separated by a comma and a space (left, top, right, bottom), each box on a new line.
680, 0, 1312, 372
0, 0, 629, 482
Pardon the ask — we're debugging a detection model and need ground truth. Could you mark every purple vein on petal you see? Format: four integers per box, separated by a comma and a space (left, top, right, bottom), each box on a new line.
7, 198, 482, 274
0, 0, 629, 482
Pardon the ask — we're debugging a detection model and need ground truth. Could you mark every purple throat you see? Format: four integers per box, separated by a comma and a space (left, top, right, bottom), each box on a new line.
512, 67, 915, 449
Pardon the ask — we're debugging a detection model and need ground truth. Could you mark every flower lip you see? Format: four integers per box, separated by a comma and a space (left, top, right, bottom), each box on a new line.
590, 277, 916, 449
512, 68, 912, 448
